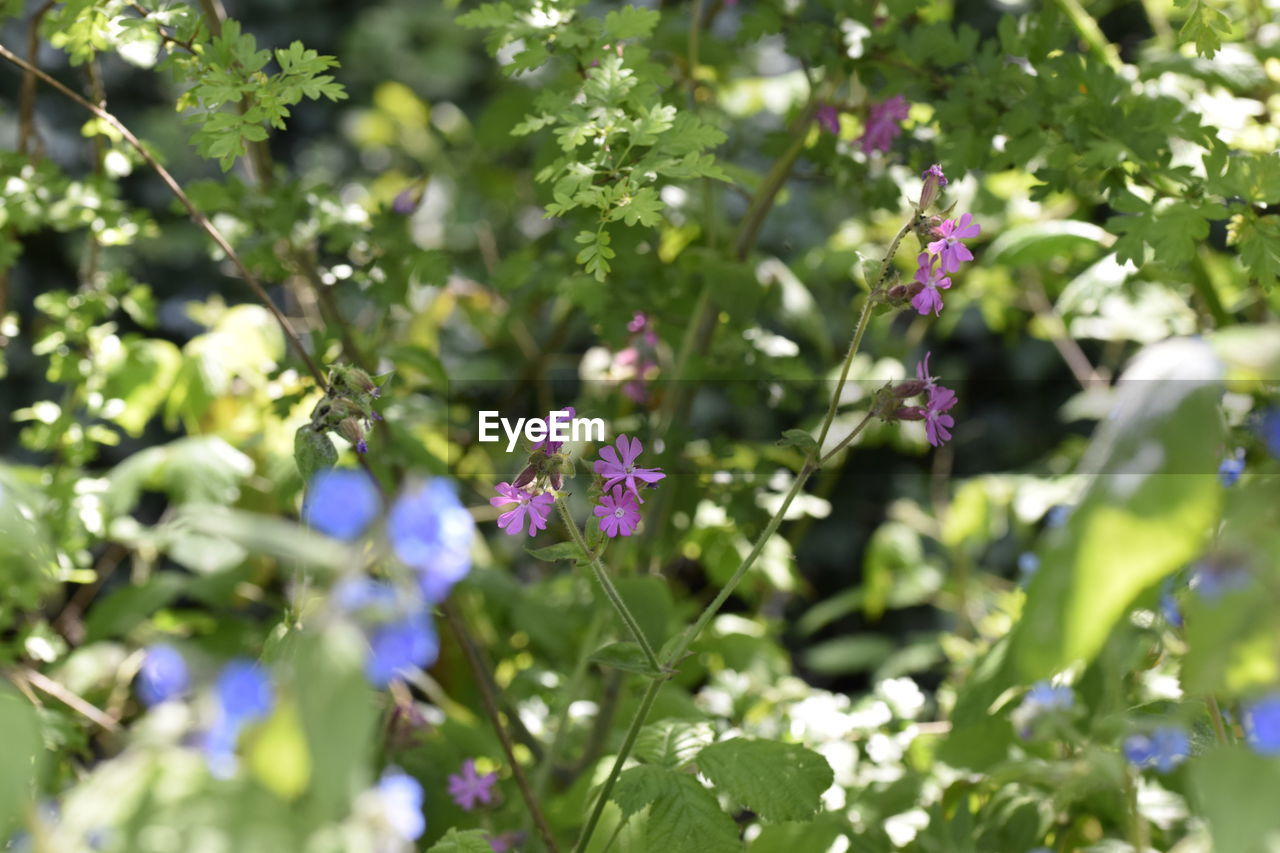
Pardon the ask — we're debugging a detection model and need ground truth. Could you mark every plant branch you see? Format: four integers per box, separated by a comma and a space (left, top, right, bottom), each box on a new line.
556, 499, 663, 673
0, 42, 326, 387
441, 601, 560, 853
16, 668, 121, 733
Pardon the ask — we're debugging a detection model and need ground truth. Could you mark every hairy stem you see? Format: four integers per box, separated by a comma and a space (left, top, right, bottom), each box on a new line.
557, 499, 663, 673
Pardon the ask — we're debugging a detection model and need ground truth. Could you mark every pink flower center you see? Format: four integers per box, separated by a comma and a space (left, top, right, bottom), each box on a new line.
613, 507, 626, 518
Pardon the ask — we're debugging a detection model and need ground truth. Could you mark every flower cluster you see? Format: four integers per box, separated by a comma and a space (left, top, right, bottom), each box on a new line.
874, 353, 958, 448
303, 471, 475, 688
904, 210, 980, 316
296, 364, 384, 468
490, 427, 665, 540
353, 768, 426, 845
859, 95, 909, 155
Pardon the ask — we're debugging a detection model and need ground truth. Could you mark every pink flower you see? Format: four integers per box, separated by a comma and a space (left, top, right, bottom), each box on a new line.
487, 833, 525, 852
859, 95, 909, 155
924, 385, 957, 447
531, 406, 576, 454
593, 435, 665, 502
911, 253, 951, 316
916, 352, 938, 392
626, 312, 648, 334
490, 483, 555, 536
447, 759, 497, 811
921, 163, 947, 186
593, 486, 642, 537
926, 212, 980, 274
815, 104, 840, 135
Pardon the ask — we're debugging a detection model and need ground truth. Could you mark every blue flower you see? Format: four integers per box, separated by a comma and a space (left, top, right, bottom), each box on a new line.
1160, 583, 1183, 628
1191, 556, 1250, 601
1260, 409, 1280, 459
136, 644, 190, 707
1045, 504, 1072, 529
1124, 725, 1189, 773
203, 660, 274, 777
366, 612, 440, 688
1017, 552, 1040, 578
1243, 693, 1280, 756
1218, 449, 1245, 486
333, 576, 402, 619
303, 469, 381, 541
376, 769, 426, 841
1011, 681, 1074, 739
388, 480, 475, 604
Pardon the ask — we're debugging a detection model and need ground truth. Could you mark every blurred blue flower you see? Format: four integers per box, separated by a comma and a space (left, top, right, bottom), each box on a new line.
1012, 681, 1074, 739
1160, 583, 1183, 628
333, 576, 401, 619
376, 769, 426, 840
1191, 556, 1250, 601
388, 480, 475, 604
1045, 504, 1072, 529
1218, 449, 1245, 486
1017, 552, 1040, 578
215, 660, 274, 723
136, 643, 190, 707
203, 660, 274, 777
367, 612, 440, 688
1124, 725, 1189, 773
1243, 693, 1280, 756
1260, 409, 1280, 459
303, 469, 381, 541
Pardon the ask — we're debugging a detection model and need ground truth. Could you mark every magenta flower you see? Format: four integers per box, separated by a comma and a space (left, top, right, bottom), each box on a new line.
531, 406, 576, 454
916, 352, 938, 392
815, 104, 840, 135
921, 163, 947, 186
490, 482, 555, 536
911, 253, 951, 316
626, 312, 647, 334
593, 486, 642, 537
859, 95, 909, 155
924, 385, 957, 447
593, 435, 665, 502
447, 759, 498, 811
926, 212, 980, 274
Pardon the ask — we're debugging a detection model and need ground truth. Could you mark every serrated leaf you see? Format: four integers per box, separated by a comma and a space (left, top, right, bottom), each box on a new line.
635, 719, 715, 768
645, 772, 742, 853
604, 6, 661, 40
589, 642, 660, 675
427, 828, 494, 852
1177, 0, 1231, 58
697, 739, 833, 823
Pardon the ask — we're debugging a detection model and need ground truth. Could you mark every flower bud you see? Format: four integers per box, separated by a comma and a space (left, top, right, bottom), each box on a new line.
513, 464, 538, 489
893, 379, 928, 398
893, 406, 926, 421
913, 214, 943, 244
917, 164, 947, 210
885, 284, 910, 303
548, 469, 563, 490
338, 417, 367, 451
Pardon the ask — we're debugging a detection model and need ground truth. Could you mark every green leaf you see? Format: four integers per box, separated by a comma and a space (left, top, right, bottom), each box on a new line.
246, 698, 312, 800
1009, 338, 1223, 680
604, 6, 661, 40
525, 541, 584, 562
589, 642, 661, 675
295, 426, 338, 485
614, 766, 741, 852
428, 829, 494, 852
1229, 213, 1280, 289
1177, 0, 1231, 58
748, 815, 849, 852
635, 719, 715, 768
1191, 747, 1280, 852
697, 738, 833, 822
0, 686, 42, 836
776, 429, 817, 452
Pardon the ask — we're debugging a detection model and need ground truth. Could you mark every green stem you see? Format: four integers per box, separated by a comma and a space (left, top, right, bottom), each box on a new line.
1052, 0, 1123, 71
818, 412, 874, 466
572, 677, 664, 853
1207, 694, 1230, 745
557, 500, 663, 674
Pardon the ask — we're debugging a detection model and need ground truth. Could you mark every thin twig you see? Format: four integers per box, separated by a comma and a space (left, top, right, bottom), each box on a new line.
441, 601, 560, 853
19, 668, 121, 732
0, 42, 326, 387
